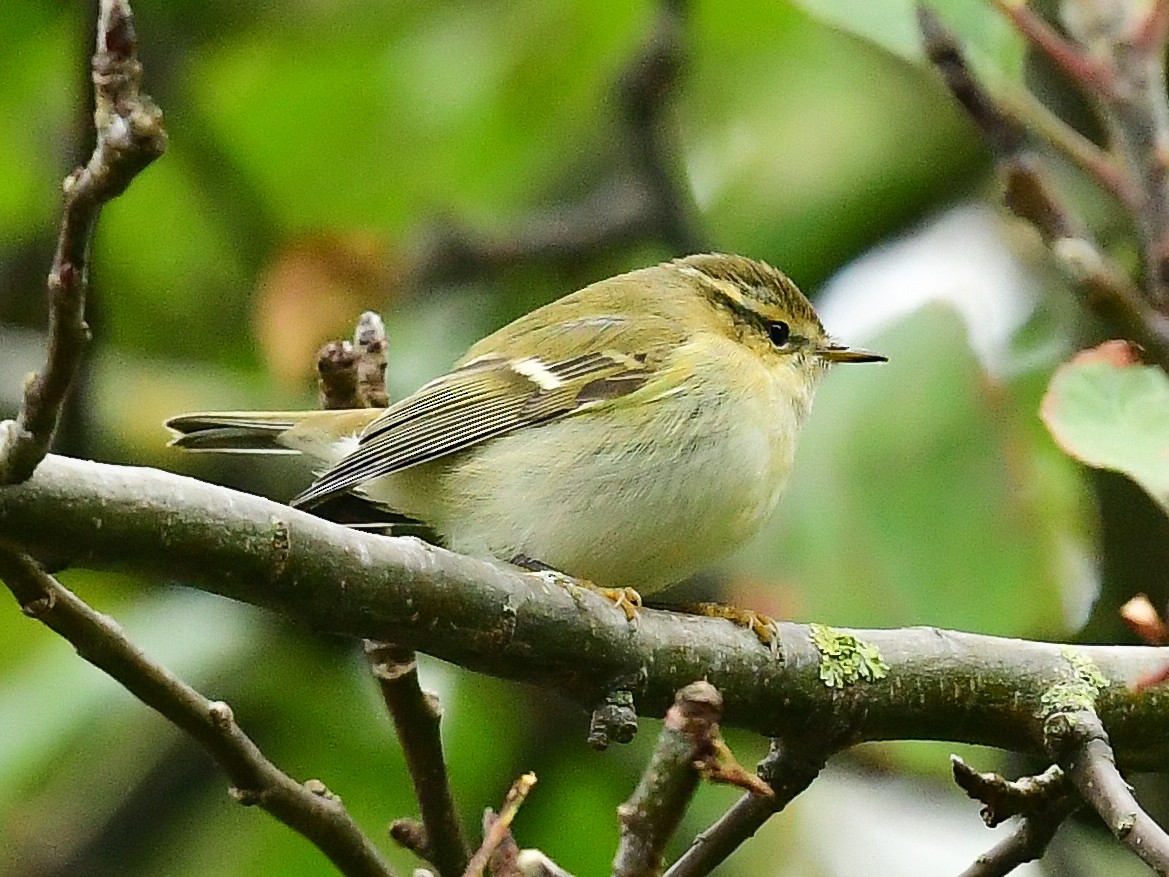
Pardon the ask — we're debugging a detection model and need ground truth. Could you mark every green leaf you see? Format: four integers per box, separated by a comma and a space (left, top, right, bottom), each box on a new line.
1041, 341, 1169, 514
791, 0, 1024, 76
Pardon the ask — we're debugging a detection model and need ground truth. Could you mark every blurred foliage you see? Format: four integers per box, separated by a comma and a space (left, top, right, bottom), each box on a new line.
0, 1, 1152, 875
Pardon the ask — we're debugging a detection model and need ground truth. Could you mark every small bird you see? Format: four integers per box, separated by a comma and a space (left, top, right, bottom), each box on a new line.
167, 254, 884, 625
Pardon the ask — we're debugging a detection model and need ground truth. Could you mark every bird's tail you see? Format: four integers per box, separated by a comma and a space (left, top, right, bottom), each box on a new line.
165, 411, 316, 454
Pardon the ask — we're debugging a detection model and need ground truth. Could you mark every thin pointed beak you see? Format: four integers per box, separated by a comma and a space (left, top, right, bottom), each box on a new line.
818, 344, 887, 364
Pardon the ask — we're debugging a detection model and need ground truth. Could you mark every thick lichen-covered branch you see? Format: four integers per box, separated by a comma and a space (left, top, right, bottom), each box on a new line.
4, 455, 1169, 769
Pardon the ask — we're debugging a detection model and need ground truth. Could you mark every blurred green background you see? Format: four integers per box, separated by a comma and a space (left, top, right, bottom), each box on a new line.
1, 1, 1162, 875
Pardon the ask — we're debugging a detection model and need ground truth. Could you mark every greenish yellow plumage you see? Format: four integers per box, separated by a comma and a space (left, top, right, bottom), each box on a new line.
166, 254, 884, 595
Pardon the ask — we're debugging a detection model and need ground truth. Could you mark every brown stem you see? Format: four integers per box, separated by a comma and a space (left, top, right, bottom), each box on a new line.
0, 0, 165, 485
463, 773, 537, 877
612, 682, 723, 877
367, 642, 470, 877
991, 0, 1122, 99
662, 738, 825, 877
951, 758, 1078, 877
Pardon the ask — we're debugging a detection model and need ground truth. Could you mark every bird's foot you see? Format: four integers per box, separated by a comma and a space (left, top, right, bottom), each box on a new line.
665, 602, 781, 657
511, 555, 642, 622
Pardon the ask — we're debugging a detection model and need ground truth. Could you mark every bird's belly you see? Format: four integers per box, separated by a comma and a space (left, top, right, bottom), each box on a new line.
371, 389, 796, 594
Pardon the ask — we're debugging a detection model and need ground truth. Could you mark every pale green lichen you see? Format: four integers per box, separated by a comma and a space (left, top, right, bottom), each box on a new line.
809, 624, 890, 689
1039, 647, 1110, 714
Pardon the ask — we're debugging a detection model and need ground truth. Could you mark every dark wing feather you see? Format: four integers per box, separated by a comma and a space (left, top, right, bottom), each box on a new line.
290, 351, 650, 509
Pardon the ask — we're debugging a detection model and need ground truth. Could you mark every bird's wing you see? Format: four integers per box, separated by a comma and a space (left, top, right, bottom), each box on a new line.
290, 344, 661, 509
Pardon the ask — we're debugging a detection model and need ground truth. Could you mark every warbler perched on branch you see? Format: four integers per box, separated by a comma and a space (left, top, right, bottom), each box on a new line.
167, 254, 884, 626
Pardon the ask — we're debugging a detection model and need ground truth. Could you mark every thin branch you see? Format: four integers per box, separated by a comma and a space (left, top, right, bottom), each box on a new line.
320, 318, 465, 873
367, 642, 470, 877
955, 804, 1075, 877
0, 0, 165, 485
1056, 0, 1169, 310
990, 0, 1123, 99
917, 4, 1169, 369
6, 457, 1169, 766
999, 89, 1138, 210
0, 548, 394, 877
951, 759, 1070, 828
1047, 707, 1169, 873
463, 773, 537, 877
662, 738, 826, 877
951, 758, 1078, 877
612, 682, 726, 877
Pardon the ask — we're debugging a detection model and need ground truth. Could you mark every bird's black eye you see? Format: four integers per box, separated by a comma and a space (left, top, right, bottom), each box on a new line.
768, 320, 791, 348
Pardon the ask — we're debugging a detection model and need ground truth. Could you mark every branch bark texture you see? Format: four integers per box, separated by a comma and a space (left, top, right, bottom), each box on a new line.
3, 455, 1169, 769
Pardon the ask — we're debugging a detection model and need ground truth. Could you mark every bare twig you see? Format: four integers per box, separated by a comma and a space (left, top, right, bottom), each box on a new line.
917, 4, 1169, 369
951, 759, 1070, 828
1060, 1, 1169, 311
990, 0, 1122, 98
0, 548, 394, 877
463, 773, 538, 877
612, 682, 765, 877
613, 681, 713, 877
955, 804, 1075, 877
0, 0, 165, 485
1046, 707, 1169, 874
368, 642, 470, 877
662, 738, 826, 877
951, 758, 1078, 877
317, 311, 389, 409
